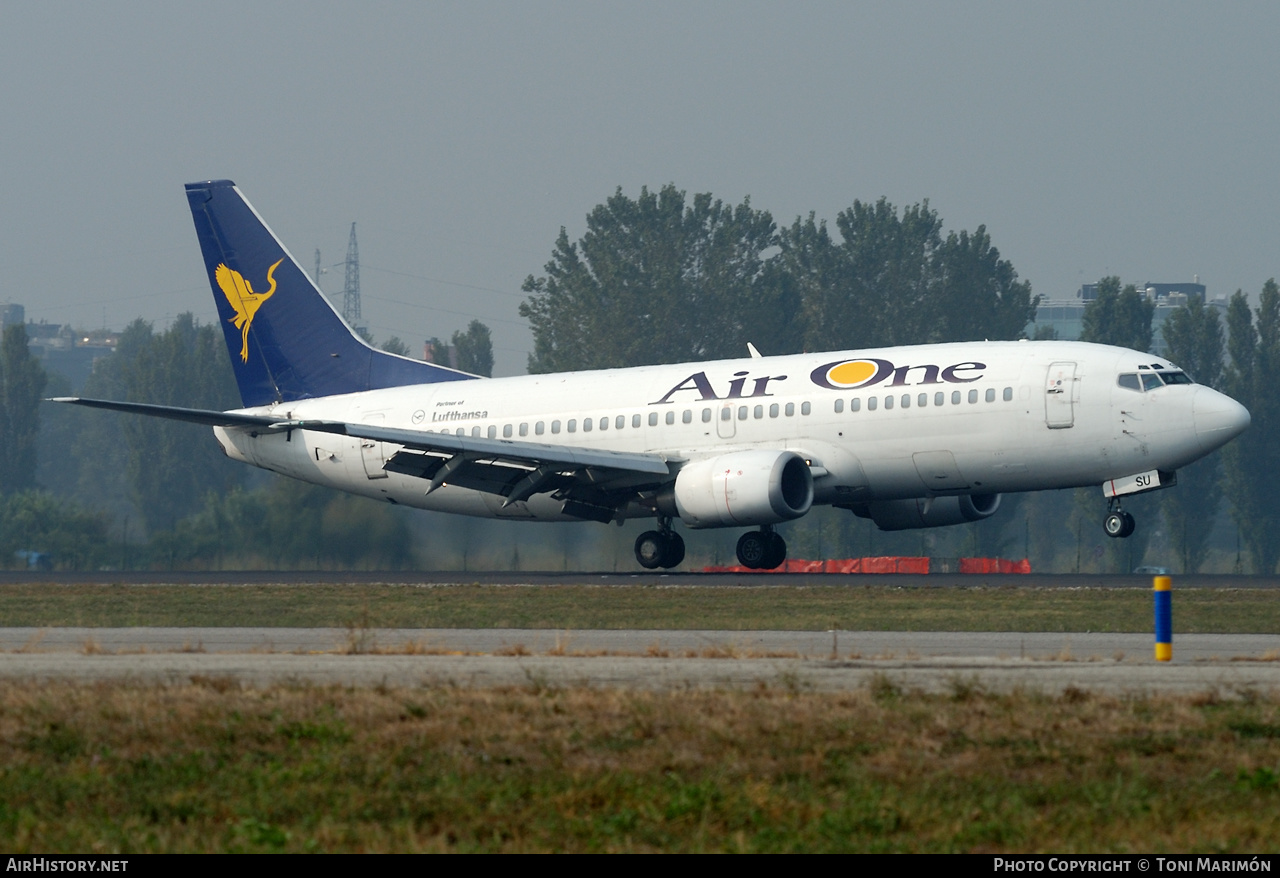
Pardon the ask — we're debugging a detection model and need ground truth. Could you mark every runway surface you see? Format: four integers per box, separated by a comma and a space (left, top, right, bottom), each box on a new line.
2, 627, 1277, 695
2, 570, 1278, 588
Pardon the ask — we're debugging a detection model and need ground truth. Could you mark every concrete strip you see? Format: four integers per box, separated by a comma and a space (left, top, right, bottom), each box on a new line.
1, 628, 1278, 662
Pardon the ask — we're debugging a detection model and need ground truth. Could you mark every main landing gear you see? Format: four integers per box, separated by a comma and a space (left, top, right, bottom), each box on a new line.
1103, 498, 1136, 539
736, 526, 787, 570
635, 518, 685, 569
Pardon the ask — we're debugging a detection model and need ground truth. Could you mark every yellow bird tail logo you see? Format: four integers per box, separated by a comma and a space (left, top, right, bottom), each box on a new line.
215, 259, 283, 362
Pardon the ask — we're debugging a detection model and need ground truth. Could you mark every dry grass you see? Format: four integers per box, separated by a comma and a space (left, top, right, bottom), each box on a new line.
0, 680, 1278, 852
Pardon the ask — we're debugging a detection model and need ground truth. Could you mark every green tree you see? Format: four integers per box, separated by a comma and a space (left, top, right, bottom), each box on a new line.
71, 314, 243, 537
1080, 276, 1155, 351
0, 324, 48, 495
782, 199, 1034, 353
380, 336, 410, 357
1160, 297, 1225, 572
520, 185, 787, 372
147, 479, 415, 570
933, 226, 1038, 343
787, 199, 943, 352
0, 491, 110, 570
1222, 282, 1280, 574
451, 320, 494, 377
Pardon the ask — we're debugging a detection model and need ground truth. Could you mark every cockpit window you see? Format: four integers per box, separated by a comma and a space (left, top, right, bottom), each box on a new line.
1119, 369, 1194, 391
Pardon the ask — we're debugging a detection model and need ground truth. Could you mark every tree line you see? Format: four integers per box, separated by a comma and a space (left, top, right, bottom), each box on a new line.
519, 186, 1037, 371
4, 184, 1279, 572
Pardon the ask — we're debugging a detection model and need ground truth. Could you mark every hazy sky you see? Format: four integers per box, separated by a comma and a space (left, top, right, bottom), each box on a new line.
2, 1, 1276, 375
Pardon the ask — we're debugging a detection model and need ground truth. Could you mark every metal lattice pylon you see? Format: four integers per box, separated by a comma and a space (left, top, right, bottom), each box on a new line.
342, 222, 360, 326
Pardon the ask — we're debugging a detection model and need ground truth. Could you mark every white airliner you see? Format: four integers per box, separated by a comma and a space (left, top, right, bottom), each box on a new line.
55, 181, 1252, 570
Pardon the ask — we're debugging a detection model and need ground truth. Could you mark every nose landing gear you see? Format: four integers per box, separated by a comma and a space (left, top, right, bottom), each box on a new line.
634, 518, 686, 569
1103, 498, 1136, 539
736, 526, 787, 570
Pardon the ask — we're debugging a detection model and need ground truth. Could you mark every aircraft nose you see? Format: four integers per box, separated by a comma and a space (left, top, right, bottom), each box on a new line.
1193, 388, 1251, 453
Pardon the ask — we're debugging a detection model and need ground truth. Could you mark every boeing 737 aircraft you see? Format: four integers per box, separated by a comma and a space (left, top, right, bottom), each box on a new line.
55, 180, 1252, 570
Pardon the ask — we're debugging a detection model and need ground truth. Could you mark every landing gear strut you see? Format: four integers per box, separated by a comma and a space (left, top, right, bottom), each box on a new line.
1103, 498, 1136, 539
634, 517, 685, 569
736, 526, 787, 570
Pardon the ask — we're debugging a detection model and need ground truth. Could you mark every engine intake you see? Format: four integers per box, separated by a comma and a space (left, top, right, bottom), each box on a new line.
666, 450, 814, 528
854, 493, 1001, 531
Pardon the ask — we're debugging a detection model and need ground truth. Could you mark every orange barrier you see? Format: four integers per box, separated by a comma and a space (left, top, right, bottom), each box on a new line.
701, 556, 932, 574
959, 557, 1031, 574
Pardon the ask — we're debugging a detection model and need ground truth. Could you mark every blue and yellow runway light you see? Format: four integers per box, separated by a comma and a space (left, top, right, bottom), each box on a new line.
1154, 575, 1172, 662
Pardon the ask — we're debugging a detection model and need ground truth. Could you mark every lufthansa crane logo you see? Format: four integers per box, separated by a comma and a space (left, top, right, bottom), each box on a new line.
216, 259, 283, 362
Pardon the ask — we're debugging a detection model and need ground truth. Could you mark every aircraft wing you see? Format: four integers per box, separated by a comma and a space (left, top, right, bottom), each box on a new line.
298, 420, 672, 517
51, 397, 673, 518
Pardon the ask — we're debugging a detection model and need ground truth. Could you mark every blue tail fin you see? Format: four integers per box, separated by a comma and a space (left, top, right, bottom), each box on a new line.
185, 179, 477, 407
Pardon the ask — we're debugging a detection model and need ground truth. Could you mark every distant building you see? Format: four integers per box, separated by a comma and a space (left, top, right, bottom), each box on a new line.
422, 338, 458, 369
0, 305, 119, 392
1027, 280, 1223, 357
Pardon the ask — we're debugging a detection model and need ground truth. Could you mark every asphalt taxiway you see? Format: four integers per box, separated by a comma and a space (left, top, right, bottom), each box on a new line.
1, 627, 1276, 695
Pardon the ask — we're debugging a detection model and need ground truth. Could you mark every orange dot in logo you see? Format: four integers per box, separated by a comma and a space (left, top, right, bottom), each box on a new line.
827, 360, 877, 387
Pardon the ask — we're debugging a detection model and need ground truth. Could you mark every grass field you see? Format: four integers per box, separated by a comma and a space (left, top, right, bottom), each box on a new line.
1, 680, 1278, 853
0, 583, 1277, 632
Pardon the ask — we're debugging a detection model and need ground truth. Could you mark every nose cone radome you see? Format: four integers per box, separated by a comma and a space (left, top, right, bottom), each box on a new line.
1193, 388, 1251, 453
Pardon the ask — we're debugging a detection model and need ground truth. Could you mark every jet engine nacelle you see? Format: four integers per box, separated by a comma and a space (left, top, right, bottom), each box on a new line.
857, 493, 1002, 531
665, 450, 814, 528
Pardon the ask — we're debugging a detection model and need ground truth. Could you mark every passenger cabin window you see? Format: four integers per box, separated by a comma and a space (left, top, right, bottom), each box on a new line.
769, 403, 780, 417
884, 395, 894, 410
867, 397, 877, 411
918, 393, 928, 407
952, 391, 961, 405
615, 415, 625, 430
502, 425, 511, 438
666, 411, 676, 425
551, 420, 561, 434
785, 402, 796, 416
568, 419, 577, 433
851, 398, 861, 412
472, 426, 481, 437
582, 418, 592, 432
968, 389, 978, 404
834, 399, 844, 413
1003, 387, 1013, 401
682, 410, 692, 424
801, 401, 811, 415
702, 408, 712, 423
934, 392, 944, 406
754, 405, 763, 419
535, 421, 545, 435
737, 405, 748, 420
985, 388, 995, 403
520, 423, 529, 437
648, 412, 658, 426
901, 394, 910, 409
633, 414, 642, 428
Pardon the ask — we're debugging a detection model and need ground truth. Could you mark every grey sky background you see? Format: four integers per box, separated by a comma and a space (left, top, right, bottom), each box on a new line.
2, 1, 1275, 376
